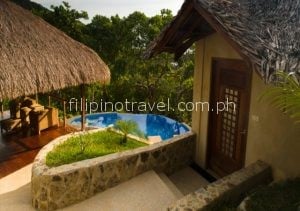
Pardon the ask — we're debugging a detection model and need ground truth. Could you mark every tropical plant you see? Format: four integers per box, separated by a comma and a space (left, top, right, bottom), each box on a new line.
16, 1, 195, 124
78, 133, 90, 154
114, 120, 143, 144
262, 71, 300, 123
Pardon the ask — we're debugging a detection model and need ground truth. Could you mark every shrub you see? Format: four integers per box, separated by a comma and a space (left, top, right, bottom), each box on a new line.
114, 120, 144, 144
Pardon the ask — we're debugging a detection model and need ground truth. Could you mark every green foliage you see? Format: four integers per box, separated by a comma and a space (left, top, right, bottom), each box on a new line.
262, 71, 300, 124
206, 201, 238, 211
114, 120, 144, 144
34, 1, 88, 42
16, 1, 194, 124
46, 130, 146, 167
11, 0, 47, 12
0, 99, 10, 111
78, 134, 90, 154
244, 178, 300, 210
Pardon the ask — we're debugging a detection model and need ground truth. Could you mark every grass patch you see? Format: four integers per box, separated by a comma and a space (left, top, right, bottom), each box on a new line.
245, 178, 300, 211
202, 178, 300, 211
208, 201, 239, 211
46, 130, 147, 167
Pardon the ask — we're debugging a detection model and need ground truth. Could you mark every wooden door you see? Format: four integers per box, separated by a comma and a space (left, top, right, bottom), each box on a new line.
207, 58, 251, 177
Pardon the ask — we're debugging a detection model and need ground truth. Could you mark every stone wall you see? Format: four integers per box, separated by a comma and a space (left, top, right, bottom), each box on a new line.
167, 160, 272, 210
31, 130, 196, 210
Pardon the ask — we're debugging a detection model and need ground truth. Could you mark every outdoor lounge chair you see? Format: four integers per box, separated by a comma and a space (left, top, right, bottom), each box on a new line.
9, 99, 21, 119
20, 97, 36, 108
29, 107, 59, 135
20, 107, 32, 127
20, 99, 44, 127
1, 97, 59, 136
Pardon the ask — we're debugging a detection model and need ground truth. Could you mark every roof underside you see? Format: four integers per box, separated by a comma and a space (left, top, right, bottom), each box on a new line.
145, 0, 300, 82
0, 0, 110, 100
145, 1, 215, 60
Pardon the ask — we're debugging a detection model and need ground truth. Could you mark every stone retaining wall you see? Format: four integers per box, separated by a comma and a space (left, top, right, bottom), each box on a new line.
167, 160, 272, 210
31, 129, 196, 210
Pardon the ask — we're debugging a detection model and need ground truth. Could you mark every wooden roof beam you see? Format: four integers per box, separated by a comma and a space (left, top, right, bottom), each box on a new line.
174, 32, 212, 60
170, 13, 206, 46
152, 1, 195, 56
193, 0, 252, 67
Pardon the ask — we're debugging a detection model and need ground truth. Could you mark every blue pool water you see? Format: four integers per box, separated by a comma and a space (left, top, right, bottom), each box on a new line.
69, 113, 190, 141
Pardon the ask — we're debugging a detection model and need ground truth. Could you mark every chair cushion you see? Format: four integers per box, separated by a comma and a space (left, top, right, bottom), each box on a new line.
21, 107, 32, 113
20, 107, 32, 123
21, 97, 37, 107
30, 104, 44, 112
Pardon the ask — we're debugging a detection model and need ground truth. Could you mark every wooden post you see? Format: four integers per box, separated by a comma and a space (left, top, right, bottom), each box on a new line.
48, 95, 51, 107
81, 84, 86, 131
63, 100, 66, 128
0, 101, 3, 119
35, 92, 39, 103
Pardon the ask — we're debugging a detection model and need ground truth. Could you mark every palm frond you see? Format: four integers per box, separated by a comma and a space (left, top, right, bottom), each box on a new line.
262, 71, 300, 124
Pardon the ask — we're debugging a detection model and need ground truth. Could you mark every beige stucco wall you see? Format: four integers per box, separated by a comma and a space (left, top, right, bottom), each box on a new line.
192, 33, 300, 180
246, 73, 300, 180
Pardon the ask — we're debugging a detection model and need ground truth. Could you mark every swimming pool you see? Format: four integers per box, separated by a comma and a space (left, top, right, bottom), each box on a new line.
69, 113, 190, 141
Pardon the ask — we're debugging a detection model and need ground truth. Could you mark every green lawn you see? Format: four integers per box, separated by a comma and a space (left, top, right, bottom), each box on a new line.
245, 178, 300, 210
212, 178, 300, 211
46, 130, 147, 167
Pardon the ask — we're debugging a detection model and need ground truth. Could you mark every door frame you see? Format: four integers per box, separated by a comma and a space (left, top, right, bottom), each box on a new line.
206, 57, 252, 176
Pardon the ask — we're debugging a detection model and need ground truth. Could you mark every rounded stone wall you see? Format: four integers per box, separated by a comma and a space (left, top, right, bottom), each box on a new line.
31, 129, 196, 210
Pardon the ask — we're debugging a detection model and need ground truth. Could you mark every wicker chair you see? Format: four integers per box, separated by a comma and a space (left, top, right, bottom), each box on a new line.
29, 107, 59, 135
9, 99, 21, 119
20, 97, 36, 108
20, 107, 32, 127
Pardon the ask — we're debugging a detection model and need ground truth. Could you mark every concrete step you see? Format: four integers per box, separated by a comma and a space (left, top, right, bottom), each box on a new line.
0, 171, 182, 211
0, 165, 208, 210
157, 173, 184, 198
0, 170, 182, 211
63, 170, 182, 211
168, 167, 210, 195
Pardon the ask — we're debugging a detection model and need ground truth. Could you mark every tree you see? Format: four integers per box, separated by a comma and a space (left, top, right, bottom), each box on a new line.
114, 120, 142, 144
85, 15, 117, 63
16, 1, 195, 124
38, 1, 88, 42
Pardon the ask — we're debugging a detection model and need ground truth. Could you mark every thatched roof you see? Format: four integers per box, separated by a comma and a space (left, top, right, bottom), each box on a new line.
145, 0, 300, 82
0, 0, 110, 100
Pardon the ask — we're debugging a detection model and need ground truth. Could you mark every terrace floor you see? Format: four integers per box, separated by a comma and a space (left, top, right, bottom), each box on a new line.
0, 123, 75, 179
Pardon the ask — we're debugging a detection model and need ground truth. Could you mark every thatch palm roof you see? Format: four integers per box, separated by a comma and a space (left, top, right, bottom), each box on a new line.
145, 0, 300, 82
0, 0, 110, 100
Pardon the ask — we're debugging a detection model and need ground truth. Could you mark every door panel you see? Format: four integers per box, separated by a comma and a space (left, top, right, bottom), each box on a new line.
207, 58, 251, 177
